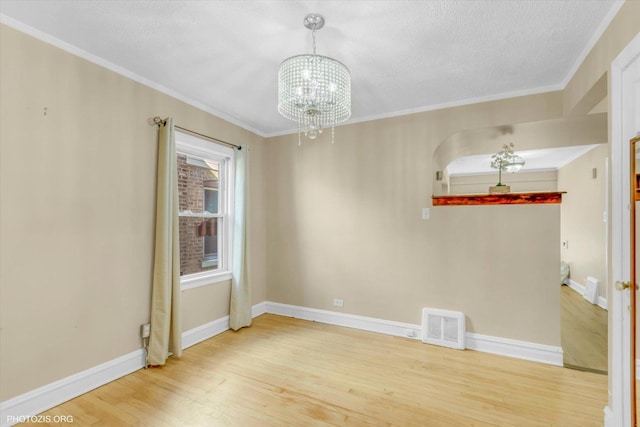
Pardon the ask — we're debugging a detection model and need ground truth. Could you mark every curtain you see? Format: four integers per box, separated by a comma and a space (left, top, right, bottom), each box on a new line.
147, 117, 182, 365
230, 145, 251, 330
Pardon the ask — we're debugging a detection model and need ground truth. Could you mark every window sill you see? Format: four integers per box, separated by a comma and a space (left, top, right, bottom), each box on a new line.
181, 271, 232, 291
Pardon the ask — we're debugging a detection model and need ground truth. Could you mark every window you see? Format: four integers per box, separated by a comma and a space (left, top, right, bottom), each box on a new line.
176, 131, 234, 289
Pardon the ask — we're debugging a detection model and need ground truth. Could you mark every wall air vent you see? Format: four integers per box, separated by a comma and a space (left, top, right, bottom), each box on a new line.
421, 308, 465, 350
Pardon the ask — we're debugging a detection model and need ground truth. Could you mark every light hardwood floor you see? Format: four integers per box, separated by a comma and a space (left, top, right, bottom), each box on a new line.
561, 285, 608, 373
31, 314, 607, 426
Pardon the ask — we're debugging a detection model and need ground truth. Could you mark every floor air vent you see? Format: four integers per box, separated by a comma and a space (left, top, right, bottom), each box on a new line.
421, 308, 465, 350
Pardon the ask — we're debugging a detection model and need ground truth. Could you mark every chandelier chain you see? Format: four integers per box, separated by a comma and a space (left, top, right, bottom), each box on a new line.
312, 27, 316, 55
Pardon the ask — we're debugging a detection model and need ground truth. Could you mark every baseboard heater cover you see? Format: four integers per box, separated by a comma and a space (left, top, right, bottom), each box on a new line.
583, 276, 599, 304
422, 308, 466, 350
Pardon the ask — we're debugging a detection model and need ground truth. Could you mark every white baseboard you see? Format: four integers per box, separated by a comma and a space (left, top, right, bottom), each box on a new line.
252, 301, 267, 318
264, 301, 563, 366
603, 405, 613, 427
180, 300, 268, 349
265, 301, 422, 339
182, 316, 230, 349
466, 332, 563, 366
0, 349, 145, 427
566, 278, 584, 293
0, 301, 265, 427
598, 295, 608, 310
565, 279, 608, 310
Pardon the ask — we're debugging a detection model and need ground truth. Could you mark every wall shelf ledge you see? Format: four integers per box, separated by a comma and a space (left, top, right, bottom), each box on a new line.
432, 191, 566, 206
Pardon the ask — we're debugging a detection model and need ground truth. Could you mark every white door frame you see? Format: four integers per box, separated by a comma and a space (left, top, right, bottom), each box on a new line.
608, 31, 640, 427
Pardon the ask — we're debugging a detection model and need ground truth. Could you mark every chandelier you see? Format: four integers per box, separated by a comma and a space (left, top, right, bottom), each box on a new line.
278, 13, 351, 145
504, 153, 525, 173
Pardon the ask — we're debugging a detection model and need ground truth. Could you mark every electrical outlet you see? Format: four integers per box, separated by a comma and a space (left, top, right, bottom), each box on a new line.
141, 323, 151, 339
333, 298, 344, 307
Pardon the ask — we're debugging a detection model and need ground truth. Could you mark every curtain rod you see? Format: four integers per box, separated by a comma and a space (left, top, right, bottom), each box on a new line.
151, 116, 242, 150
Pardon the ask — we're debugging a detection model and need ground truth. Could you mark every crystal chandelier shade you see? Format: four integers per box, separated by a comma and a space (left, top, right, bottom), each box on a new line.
277, 14, 351, 143
504, 154, 525, 173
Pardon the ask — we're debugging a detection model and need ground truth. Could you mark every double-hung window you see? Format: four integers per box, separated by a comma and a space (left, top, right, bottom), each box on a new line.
176, 131, 234, 289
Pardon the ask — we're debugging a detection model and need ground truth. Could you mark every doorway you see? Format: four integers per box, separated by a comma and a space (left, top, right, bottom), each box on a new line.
561, 284, 608, 372
558, 144, 609, 373
609, 31, 640, 427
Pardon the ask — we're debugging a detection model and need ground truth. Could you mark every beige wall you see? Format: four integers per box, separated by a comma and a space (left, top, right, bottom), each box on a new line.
558, 144, 608, 298
0, 24, 266, 400
449, 171, 558, 195
265, 103, 563, 346
564, 1, 640, 116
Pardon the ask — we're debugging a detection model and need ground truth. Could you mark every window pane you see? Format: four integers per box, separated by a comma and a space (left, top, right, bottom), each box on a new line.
178, 217, 220, 275
177, 153, 219, 213
177, 153, 221, 276
204, 187, 218, 214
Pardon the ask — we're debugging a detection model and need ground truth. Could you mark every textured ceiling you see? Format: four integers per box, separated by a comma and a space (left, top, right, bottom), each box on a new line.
0, 0, 622, 137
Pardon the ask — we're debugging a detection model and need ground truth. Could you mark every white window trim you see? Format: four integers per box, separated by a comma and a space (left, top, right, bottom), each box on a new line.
201, 186, 219, 268
181, 270, 233, 291
175, 130, 234, 291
